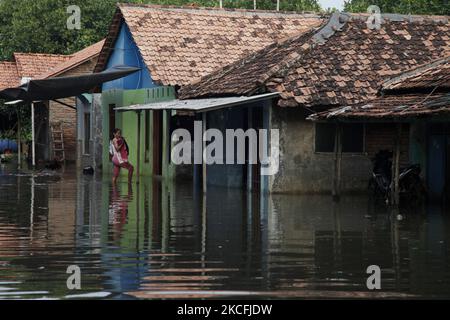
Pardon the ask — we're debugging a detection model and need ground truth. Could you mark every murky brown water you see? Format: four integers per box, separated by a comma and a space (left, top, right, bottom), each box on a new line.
0, 164, 450, 299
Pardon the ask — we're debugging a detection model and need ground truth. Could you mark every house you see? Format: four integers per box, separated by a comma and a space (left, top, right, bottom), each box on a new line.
36, 40, 105, 168
0, 40, 104, 165
308, 56, 450, 201
94, 3, 324, 181
178, 12, 450, 194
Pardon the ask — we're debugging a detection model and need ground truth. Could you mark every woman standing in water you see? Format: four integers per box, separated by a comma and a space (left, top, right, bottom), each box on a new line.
111, 128, 134, 184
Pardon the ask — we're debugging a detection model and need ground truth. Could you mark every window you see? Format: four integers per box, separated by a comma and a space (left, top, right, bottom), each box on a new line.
84, 113, 91, 154
342, 123, 364, 153
315, 123, 336, 153
315, 123, 364, 153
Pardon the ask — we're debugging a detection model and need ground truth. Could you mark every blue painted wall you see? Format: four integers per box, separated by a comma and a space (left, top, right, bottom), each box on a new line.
102, 23, 155, 91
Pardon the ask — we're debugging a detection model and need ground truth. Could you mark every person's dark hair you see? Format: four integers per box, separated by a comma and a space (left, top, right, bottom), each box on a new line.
111, 128, 121, 139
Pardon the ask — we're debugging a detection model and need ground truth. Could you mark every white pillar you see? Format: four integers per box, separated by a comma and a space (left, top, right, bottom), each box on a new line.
31, 102, 36, 167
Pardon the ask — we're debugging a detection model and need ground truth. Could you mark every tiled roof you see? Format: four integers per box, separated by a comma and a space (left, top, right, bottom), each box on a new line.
179, 12, 450, 108
0, 62, 20, 90
382, 55, 450, 92
178, 27, 321, 99
307, 93, 450, 120
13, 53, 72, 79
95, 3, 324, 85
37, 40, 105, 79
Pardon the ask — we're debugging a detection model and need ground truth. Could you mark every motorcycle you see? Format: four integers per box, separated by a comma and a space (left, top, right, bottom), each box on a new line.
369, 150, 426, 205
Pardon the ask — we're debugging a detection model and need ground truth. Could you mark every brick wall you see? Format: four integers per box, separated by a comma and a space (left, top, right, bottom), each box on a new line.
48, 57, 98, 161
365, 123, 410, 166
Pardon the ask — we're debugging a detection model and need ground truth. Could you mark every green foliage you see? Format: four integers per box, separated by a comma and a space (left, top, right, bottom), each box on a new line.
0, 103, 31, 141
343, 0, 450, 15
0, 0, 322, 60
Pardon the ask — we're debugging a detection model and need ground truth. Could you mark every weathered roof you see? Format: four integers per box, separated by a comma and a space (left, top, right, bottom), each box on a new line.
13, 53, 72, 79
0, 62, 20, 90
115, 92, 279, 113
95, 3, 324, 86
178, 27, 321, 99
308, 93, 450, 120
37, 40, 105, 79
179, 12, 450, 108
382, 55, 450, 92
308, 55, 450, 121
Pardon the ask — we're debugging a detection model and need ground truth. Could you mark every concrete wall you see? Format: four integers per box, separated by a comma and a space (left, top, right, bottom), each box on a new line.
77, 94, 103, 171
269, 105, 414, 194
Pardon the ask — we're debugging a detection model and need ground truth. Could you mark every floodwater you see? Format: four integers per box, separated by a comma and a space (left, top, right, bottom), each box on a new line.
0, 164, 449, 300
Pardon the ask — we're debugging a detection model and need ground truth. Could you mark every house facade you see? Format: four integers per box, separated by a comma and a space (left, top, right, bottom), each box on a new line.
0, 41, 104, 164
179, 12, 450, 195
309, 56, 450, 201
94, 3, 323, 182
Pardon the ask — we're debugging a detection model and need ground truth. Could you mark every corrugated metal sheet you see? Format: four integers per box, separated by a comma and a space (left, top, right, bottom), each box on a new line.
115, 92, 278, 113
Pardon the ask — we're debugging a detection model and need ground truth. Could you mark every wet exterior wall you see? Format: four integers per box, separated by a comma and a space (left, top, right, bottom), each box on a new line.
101, 87, 175, 177
268, 105, 411, 194
77, 94, 103, 171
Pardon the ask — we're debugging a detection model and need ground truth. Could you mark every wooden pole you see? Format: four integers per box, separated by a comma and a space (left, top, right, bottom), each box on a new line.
17, 109, 21, 169
31, 102, 36, 167
332, 123, 342, 201
202, 112, 207, 194
136, 110, 141, 184
391, 123, 402, 206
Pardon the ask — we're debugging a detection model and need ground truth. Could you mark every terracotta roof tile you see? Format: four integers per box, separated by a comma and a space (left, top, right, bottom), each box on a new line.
382, 55, 450, 91
179, 12, 450, 107
95, 3, 323, 85
0, 62, 20, 90
14, 53, 72, 79
37, 40, 105, 79
308, 93, 450, 120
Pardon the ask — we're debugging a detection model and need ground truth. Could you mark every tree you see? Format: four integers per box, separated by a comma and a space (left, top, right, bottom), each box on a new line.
343, 0, 450, 15
0, 0, 322, 60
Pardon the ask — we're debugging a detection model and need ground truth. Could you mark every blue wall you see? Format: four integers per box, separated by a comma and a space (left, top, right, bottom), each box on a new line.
102, 23, 155, 91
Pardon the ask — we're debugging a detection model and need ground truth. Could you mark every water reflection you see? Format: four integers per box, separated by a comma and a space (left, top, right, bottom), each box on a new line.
0, 164, 449, 299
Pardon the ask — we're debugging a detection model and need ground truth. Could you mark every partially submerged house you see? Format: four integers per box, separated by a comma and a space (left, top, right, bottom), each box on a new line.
95, 3, 324, 180
179, 12, 450, 194
309, 56, 450, 201
0, 40, 104, 165
36, 40, 105, 168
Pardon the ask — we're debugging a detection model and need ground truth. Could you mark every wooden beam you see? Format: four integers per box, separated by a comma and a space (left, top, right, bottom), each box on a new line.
17, 109, 21, 169
332, 123, 343, 201
391, 123, 402, 206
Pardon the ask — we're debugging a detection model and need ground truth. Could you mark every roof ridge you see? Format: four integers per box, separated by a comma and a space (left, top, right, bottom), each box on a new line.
117, 2, 322, 17
14, 52, 72, 58
345, 12, 449, 23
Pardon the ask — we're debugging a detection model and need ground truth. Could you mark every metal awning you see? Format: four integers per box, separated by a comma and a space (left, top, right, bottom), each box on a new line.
114, 92, 279, 113
0, 65, 140, 103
